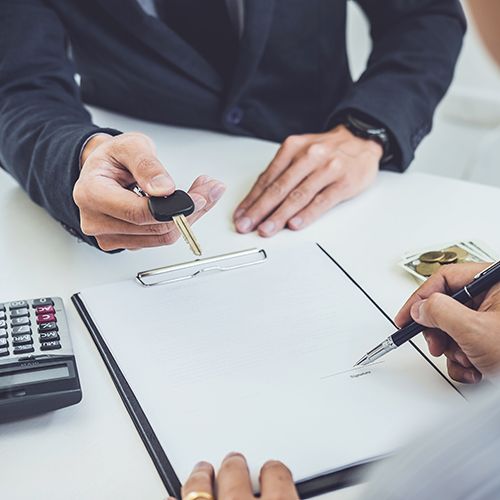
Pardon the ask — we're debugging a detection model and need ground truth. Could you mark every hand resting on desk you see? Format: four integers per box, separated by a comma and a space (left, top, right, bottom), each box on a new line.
233, 126, 382, 237
74, 132, 226, 251
395, 263, 500, 384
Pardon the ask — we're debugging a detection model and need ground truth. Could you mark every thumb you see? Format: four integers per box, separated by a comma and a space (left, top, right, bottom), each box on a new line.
130, 155, 175, 196
410, 293, 479, 347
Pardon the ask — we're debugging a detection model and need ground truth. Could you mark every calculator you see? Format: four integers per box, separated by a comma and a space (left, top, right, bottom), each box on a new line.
0, 297, 82, 421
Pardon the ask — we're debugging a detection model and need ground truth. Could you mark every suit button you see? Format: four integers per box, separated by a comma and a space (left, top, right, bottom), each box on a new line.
225, 106, 244, 125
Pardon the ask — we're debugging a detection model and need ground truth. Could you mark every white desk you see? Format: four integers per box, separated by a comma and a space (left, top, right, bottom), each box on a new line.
1, 107, 499, 500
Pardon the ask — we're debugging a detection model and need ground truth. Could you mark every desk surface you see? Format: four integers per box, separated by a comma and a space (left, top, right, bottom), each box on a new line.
1, 107, 499, 500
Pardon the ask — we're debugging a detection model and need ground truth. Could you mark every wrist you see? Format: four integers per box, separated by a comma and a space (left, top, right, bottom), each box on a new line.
80, 133, 113, 167
331, 124, 384, 161
340, 113, 393, 164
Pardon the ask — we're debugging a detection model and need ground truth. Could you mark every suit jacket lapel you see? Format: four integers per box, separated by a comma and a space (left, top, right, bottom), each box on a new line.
228, 0, 276, 102
99, 0, 223, 92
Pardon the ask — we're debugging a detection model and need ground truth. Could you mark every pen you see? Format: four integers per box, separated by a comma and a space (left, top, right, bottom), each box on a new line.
354, 260, 500, 367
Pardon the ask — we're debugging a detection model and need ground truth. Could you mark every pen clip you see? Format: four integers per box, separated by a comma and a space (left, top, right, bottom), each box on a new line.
473, 261, 500, 280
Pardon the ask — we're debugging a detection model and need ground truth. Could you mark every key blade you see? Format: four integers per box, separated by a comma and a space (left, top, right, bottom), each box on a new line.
173, 214, 202, 257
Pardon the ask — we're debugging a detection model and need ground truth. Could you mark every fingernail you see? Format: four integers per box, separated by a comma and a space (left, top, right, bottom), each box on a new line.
195, 461, 211, 470
225, 452, 246, 461
236, 217, 252, 233
259, 220, 276, 236
191, 195, 207, 212
234, 208, 245, 219
288, 217, 303, 230
148, 174, 173, 193
410, 300, 425, 322
198, 175, 211, 184
466, 371, 479, 384
209, 183, 225, 203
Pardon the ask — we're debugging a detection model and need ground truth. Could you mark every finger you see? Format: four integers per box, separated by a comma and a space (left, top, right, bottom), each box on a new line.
234, 135, 308, 220
109, 133, 175, 196
217, 453, 253, 500
256, 163, 339, 237
182, 179, 225, 232
235, 153, 317, 234
447, 358, 482, 384
259, 461, 299, 500
443, 342, 475, 369
395, 263, 490, 327
410, 293, 482, 350
181, 461, 215, 500
80, 210, 176, 237
96, 231, 181, 251
75, 177, 158, 225
187, 178, 226, 224
285, 180, 349, 231
423, 329, 451, 357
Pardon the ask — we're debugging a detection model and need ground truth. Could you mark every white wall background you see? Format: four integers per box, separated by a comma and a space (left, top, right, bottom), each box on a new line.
346, 1, 500, 187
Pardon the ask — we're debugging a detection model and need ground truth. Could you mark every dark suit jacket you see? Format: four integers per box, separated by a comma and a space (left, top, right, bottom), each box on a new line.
0, 0, 465, 248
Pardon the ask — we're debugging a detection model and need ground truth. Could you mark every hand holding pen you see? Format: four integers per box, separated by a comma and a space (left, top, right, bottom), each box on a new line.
355, 262, 500, 384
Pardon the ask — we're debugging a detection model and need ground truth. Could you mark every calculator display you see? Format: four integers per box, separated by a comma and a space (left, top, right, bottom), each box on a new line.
0, 365, 69, 389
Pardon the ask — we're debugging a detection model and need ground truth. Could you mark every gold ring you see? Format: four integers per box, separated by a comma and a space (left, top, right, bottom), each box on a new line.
183, 492, 214, 500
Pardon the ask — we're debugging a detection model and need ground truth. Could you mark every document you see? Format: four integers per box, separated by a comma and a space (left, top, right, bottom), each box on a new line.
78, 243, 465, 484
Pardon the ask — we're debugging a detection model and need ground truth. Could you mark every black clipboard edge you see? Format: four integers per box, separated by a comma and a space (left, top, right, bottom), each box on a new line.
316, 244, 465, 400
71, 293, 182, 498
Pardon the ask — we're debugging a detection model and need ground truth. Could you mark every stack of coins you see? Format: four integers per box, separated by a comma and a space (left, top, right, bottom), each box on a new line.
415, 246, 470, 277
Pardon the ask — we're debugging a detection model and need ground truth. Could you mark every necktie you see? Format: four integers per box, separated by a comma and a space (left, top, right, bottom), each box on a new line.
155, 0, 239, 81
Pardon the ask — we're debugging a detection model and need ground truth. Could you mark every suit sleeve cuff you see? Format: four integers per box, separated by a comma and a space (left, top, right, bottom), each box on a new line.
326, 101, 426, 173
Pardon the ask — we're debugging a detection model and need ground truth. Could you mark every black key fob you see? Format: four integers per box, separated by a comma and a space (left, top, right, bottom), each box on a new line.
148, 190, 195, 222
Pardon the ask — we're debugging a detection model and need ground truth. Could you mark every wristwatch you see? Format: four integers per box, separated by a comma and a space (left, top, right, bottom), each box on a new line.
343, 113, 394, 164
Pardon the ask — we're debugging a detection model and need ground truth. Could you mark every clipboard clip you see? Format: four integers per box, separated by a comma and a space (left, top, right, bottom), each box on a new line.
136, 248, 267, 287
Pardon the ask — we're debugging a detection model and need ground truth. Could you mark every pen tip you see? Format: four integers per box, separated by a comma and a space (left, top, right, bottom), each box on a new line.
353, 356, 366, 368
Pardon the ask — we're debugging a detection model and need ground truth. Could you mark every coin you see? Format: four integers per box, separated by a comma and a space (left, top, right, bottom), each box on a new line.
439, 251, 458, 264
420, 251, 445, 263
416, 262, 441, 277
444, 246, 469, 261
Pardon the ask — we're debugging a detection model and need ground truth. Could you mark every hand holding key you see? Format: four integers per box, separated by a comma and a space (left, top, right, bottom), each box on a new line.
73, 132, 225, 251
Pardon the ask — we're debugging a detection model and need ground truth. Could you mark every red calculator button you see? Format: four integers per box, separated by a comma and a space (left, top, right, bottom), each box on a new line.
36, 313, 56, 324
36, 305, 55, 314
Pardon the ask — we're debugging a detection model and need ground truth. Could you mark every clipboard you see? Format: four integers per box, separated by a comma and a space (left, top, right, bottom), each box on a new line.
71, 244, 463, 499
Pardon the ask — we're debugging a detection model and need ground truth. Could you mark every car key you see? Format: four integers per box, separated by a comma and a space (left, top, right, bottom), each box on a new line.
130, 185, 202, 256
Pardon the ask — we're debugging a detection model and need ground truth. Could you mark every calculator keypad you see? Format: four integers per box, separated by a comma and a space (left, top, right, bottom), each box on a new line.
11, 317, 30, 327
10, 308, 29, 318
39, 331, 60, 342
0, 298, 68, 358
38, 322, 57, 333
13, 345, 34, 355
40, 341, 61, 351
9, 301, 28, 310
36, 313, 56, 324
32, 298, 54, 308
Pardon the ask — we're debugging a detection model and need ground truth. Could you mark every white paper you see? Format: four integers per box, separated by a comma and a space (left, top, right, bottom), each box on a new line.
79, 243, 465, 485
